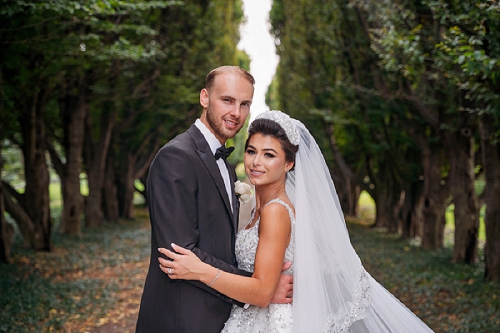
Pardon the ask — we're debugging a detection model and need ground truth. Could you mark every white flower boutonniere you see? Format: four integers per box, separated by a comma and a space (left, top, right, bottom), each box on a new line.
234, 180, 252, 204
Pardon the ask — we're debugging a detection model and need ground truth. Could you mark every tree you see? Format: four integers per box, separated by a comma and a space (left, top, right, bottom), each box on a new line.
0, 0, 247, 255
106, 0, 247, 220
0, 132, 15, 263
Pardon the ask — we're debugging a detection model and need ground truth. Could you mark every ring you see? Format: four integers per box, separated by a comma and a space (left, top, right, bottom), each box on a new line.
168, 268, 172, 275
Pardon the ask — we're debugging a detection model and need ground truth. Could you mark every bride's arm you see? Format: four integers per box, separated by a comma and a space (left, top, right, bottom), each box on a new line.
159, 203, 292, 308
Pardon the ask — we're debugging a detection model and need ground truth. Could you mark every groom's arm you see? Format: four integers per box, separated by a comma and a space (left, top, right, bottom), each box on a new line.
148, 145, 251, 305
270, 262, 294, 304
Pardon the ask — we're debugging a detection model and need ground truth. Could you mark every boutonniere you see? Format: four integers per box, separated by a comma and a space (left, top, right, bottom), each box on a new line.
234, 180, 252, 204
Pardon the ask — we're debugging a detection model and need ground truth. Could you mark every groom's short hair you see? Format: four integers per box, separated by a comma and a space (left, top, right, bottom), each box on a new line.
205, 66, 255, 93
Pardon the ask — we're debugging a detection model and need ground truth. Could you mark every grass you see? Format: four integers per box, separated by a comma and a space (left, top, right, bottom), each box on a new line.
1, 193, 499, 332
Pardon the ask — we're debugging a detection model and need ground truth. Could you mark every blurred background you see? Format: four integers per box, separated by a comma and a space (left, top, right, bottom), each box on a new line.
1, 0, 499, 332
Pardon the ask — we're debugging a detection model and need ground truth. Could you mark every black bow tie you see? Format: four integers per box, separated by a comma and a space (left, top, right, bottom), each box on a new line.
215, 145, 235, 161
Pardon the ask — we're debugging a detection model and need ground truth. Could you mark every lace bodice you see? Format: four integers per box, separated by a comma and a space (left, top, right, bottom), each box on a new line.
221, 198, 295, 333
235, 198, 295, 275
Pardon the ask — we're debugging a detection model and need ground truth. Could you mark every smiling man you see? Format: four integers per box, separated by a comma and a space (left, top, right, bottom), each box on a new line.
136, 66, 292, 333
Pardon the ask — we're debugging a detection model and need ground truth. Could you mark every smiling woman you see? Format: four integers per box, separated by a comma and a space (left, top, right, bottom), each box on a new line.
244, 133, 294, 188
159, 110, 437, 333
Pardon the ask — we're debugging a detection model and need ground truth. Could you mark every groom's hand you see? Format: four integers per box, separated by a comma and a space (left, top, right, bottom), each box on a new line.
270, 261, 293, 304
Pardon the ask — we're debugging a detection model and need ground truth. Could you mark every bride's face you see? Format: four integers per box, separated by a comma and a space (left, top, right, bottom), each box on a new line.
244, 133, 293, 186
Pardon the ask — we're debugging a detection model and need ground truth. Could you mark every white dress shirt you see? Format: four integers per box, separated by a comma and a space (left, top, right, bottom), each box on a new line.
195, 119, 233, 210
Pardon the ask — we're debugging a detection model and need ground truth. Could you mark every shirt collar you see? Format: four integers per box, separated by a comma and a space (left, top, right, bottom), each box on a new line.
195, 119, 224, 155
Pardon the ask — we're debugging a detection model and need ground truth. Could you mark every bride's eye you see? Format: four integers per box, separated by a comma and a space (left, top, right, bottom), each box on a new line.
246, 148, 256, 155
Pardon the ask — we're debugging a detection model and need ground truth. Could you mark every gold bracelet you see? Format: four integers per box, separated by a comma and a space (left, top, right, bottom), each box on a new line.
207, 268, 220, 287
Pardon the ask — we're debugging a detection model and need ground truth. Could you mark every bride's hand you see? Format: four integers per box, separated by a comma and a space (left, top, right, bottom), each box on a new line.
158, 244, 206, 281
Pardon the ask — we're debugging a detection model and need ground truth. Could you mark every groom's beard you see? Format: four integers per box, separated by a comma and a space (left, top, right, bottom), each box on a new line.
206, 105, 241, 141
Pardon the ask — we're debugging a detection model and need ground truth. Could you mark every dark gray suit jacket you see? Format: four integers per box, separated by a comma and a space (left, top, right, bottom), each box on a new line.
136, 124, 251, 333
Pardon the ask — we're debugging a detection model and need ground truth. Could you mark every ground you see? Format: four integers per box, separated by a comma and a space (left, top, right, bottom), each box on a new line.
60, 260, 147, 333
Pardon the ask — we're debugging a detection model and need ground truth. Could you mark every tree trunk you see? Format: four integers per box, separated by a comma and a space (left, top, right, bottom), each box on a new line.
84, 107, 115, 228
102, 154, 119, 222
447, 123, 479, 264
57, 91, 86, 235
331, 169, 360, 217
372, 183, 400, 233
421, 144, 447, 249
116, 152, 137, 219
369, 155, 401, 233
400, 181, 424, 239
480, 115, 500, 282
324, 123, 361, 217
0, 194, 14, 264
1, 183, 35, 248
114, 132, 161, 219
19, 92, 52, 251
346, 182, 360, 217
0, 166, 15, 263
86, 169, 103, 227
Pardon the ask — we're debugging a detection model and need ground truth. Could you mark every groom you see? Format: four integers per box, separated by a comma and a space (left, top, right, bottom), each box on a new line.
136, 66, 292, 333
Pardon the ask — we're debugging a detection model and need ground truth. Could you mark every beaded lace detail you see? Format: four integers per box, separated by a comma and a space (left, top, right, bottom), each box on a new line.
221, 198, 294, 333
254, 110, 299, 145
235, 198, 295, 275
322, 268, 371, 333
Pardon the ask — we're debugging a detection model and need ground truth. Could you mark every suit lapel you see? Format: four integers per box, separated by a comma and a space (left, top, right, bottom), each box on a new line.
187, 125, 235, 225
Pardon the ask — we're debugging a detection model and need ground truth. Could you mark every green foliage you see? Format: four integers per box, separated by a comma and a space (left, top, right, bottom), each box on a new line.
354, 0, 500, 116
428, 0, 500, 116
0, 143, 24, 184
270, 0, 424, 201
265, 72, 280, 110
0, 0, 247, 250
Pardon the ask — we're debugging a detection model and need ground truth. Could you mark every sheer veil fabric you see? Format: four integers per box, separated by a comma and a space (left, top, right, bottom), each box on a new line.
287, 120, 434, 333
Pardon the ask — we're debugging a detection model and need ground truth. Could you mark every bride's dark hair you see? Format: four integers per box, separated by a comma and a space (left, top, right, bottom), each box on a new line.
245, 118, 299, 170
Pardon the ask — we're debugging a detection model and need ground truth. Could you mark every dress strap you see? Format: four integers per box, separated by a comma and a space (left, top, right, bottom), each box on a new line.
264, 198, 295, 223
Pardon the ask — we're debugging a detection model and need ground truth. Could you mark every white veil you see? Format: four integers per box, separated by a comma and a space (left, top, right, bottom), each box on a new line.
287, 120, 435, 333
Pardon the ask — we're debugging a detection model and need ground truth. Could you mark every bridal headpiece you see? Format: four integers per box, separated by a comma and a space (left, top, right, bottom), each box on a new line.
255, 110, 300, 145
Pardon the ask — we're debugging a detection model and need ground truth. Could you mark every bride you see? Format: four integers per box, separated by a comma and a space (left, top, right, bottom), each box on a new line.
159, 110, 435, 333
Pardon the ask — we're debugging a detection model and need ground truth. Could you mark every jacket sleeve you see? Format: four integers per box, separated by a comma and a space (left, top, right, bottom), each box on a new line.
147, 144, 251, 305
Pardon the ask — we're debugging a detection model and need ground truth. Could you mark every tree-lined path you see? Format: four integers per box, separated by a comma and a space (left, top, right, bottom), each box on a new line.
1, 0, 499, 331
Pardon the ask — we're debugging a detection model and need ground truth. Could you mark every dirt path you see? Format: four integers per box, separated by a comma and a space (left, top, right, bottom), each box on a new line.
61, 260, 148, 333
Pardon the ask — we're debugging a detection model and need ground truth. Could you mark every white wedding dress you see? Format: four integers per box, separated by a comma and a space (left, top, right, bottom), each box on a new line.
221, 198, 295, 333
222, 112, 434, 333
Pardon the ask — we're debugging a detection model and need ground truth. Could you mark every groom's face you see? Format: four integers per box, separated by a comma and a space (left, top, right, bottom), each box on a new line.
200, 72, 254, 143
